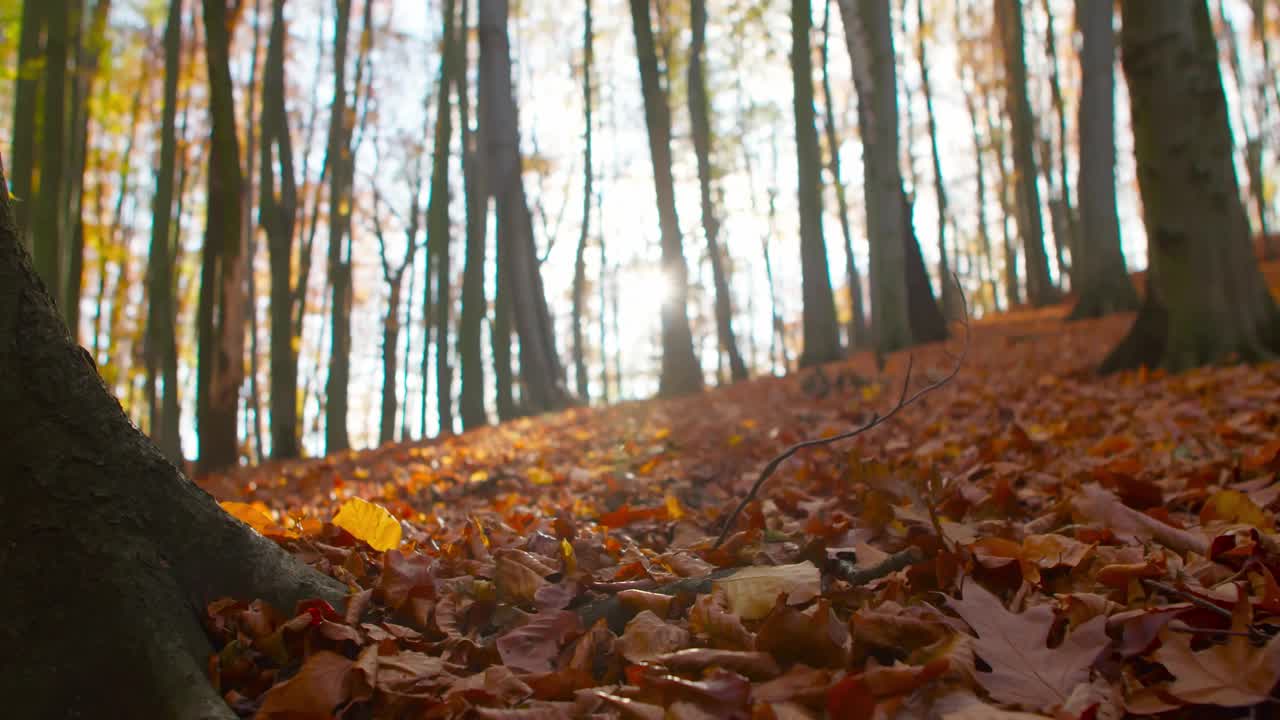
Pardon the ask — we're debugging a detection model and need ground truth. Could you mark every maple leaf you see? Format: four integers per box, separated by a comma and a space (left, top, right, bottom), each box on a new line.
947, 581, 1109, 712
1153, 600, 1280, 707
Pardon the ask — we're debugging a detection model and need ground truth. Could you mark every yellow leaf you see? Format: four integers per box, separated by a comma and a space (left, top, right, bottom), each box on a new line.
332, 497, 402, 551
1201, 490, 1274, 530
353, 467, 370, 480
665, 493, 685, 520
714, 561, 821, 620
561, 538, 577, 574
528, 467, 555, 485
221, 501, 274, 534
654, 428, 671, 441
727, 434, 744, 447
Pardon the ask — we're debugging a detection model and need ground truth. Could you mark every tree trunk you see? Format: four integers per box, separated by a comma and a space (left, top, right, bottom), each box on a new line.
146, 0, 184, 465
995, 0, 1057, 306
427, 0, 458, 436
0, 163, 345, 718
627, 0, 703, 395
571, 0, 595, 400
689, 0, 748, 382
34, 0, 70, 325
324, 0, 355, 454
957, 36, 1000, 312
837, 0, 913, 354
1102, 0, 1280, 372
821, 0, 867, 350
457, 0, 490, 431
196, 0, 247, 475
902, 191, 949, 342
1250, 0, 1276, 258
793, 0, 842, 368
260, 0, 302, 459
986, 89, 1022, 308
1042, 0, 1078, 287
10, 0, 45, 251
915, 0, 955, 319
1067, 0, 1138, 320
480, 0, 574, 413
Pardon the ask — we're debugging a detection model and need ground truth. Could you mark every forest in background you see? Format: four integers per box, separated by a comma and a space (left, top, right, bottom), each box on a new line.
2, 0, 1277, 469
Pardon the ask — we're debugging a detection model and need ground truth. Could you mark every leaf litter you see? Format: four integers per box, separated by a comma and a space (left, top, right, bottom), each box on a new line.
201, 303, 1280, 718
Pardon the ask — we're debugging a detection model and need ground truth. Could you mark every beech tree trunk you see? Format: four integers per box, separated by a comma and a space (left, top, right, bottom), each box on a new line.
572, 0, 595, 400
0, 162, 344, 719
1067, 0, 1138, 320
838, 0, 912, 354
793, 0, 842, 368
196, 0, 247, 475
33, 0, 70, 325
1042, 0, 1078, 287
915, 0, 955, 320
995, 0, 1057, 306
480, 0, 574, 413
457, 0, 490, 431
146, 0, 185, 465
10, 0, 44, 250
427, 0, 458, 435
1102, 0, 1280, 372
628, 0, 704, 396
690, 0, 748, 382
324, 0, 356, 454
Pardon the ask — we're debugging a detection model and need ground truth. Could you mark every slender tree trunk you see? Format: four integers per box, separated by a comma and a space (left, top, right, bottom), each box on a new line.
1068, 0, 1138, 320
196, 0, 247, 474
959, 56, 999, 311
480, 0, 574, 413
987, 90, 1022, 308
837, 0, 913, 353
34, 0, 70, 324
995, 0, 1056, 305
1217, 0, 1270, 248
689, 0, 748, 382
1043, 0, 1078, 286
1103, 0, 1280, 371
1251, 0, 1276, 257
793, 0, 842, 367
10, 0, 45, 251
243, 0, 265, 462
571, 0, 595, 400
821, 0, 866, 350
260, 0, 302, 459
627, 0, 703, 395
916, 0, 955, 318
426, 0, 458, 437
146, 0, 184, 465
324, 0, 355, 454
457, 0, 490, 430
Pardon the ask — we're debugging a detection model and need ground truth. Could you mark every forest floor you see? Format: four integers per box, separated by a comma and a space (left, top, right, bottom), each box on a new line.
199, 261, 1280, 719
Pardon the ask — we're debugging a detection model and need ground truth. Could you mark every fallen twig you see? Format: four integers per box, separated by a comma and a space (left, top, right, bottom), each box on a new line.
713, 278, 970, 549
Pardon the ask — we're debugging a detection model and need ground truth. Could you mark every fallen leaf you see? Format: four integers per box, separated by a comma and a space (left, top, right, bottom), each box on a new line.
257, 650, 353, 717
713, 561, 820, 620
1153, 600, 1280, 707
332, 497, 402, 552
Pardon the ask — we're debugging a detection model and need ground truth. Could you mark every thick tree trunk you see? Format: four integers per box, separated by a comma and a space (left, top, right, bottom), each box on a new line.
260, 0, 302, 459
628, 0, 704, 396
0, 153, 345, 719
821, 0, 867, 350
995, 0, 1057, 306
324, 0, 355, 454
838, 0, 913, 354
1067, 0, 1138, 320
147, 0, 185, 465
480, 0, 574, 413
457, 0, 490, 431
196, 0, 247, 475
1102, 0, 1280, 372
689, 0, 748, 383
793, 0, 842, 368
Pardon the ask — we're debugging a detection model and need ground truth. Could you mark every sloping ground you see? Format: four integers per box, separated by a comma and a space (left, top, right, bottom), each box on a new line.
200, 267, 1280, 719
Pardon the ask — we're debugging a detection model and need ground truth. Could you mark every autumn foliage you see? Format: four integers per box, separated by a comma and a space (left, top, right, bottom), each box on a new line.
201, 300, 1280, 718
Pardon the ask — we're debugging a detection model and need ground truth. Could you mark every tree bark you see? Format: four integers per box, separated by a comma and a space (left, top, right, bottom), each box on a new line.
628, 0, 704, 396
1067, 0, 1138, 320
821, 0, 867, 350
457, 0, 490, 431
196, 0, 248, 475
10, 0, 44, 251
837, 0, 913, 354
793, 0, 843, 367
915, 0, 955, 320
902, 191, 948, 342
426, 0, 458, 436
995, 0, 1057, 306
324, 0, 356, 454
480, 0, 575, 413
1042, 0, 1078, 287
33, 0, 70, 326
690, 0, 748, 382
260, 0, 302, 459
0, 160, 344, 718
1102, 0, 1280, 372
572, 0, 596, 400
146, 0, 184, 465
